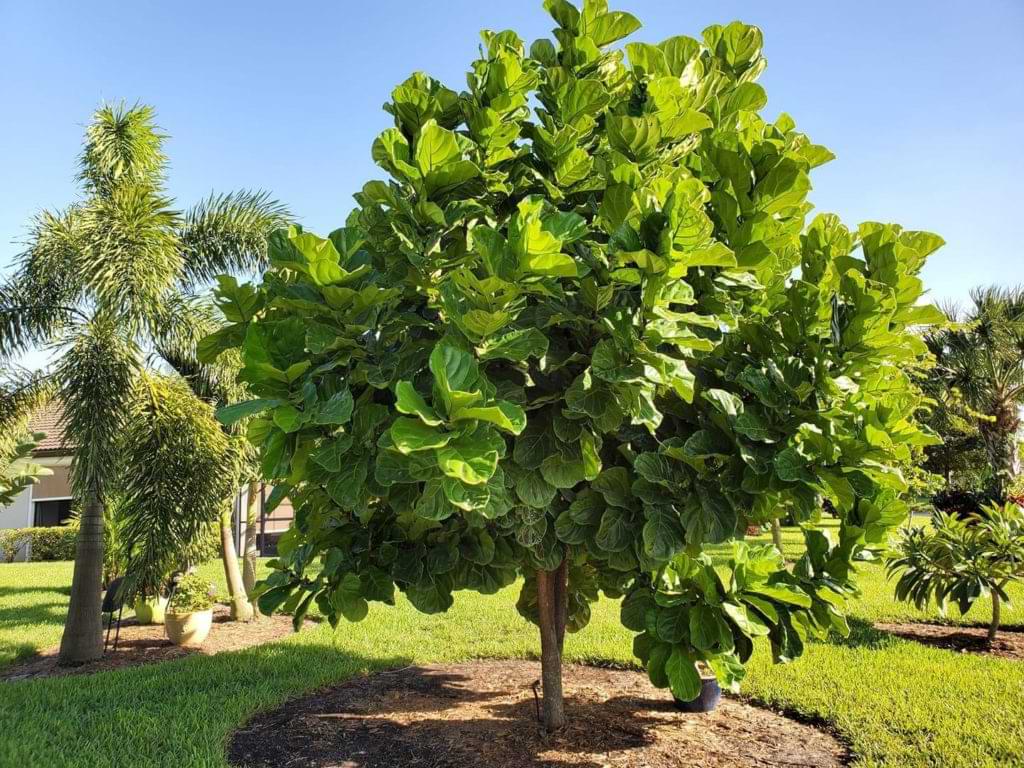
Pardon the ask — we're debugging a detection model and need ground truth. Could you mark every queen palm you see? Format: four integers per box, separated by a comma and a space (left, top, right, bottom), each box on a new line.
934, 287, 1024, 502
0, 104, 289, 664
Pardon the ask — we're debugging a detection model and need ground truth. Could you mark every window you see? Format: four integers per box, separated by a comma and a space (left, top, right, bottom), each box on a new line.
33, 499, 73, 527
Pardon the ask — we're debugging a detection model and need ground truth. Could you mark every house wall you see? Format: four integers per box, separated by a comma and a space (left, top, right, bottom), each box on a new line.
0, 455, 76, 560
0, 485, 33, 532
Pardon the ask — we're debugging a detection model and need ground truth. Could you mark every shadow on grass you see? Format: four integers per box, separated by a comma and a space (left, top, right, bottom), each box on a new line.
0, 585, 72, 598
0, 638, 416, 765
822, 617, 903, 651
0, 601, 67, 631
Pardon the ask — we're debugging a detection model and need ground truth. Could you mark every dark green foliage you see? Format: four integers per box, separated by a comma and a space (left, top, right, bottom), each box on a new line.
117, 375, 237, 600
0, 525, 78, 563
207, 0, 942, 696
889, 502, 1024, 638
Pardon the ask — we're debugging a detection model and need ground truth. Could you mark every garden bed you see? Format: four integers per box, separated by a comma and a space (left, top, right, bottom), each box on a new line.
2, 604, 308, 681
227, 660, 847, 768
876, 621, 1024, 661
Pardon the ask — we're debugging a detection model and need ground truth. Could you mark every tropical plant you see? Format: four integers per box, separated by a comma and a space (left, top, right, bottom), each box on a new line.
0, 431, 51, 507
0, 104, 289, 664
168, 573, 217, 613
154, 298, 263, 619
927, 288, 1024, 502
888, 502, 1024, 642
206, 0, 943, 730
0, 525, 78, 563
116, 374, 236, 601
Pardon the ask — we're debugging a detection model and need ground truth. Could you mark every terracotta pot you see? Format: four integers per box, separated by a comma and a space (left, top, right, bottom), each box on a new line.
134, 595, 168, 625
164, 609, 214, 647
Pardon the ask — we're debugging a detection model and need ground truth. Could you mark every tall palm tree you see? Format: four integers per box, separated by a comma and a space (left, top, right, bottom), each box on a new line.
933, 287, 1024, 502
0, 104, 289, 664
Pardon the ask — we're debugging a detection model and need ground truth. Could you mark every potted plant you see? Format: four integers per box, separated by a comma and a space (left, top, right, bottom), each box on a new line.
673, 662, 722, 713
134, 592, 168, 625
164, 574, 216, 647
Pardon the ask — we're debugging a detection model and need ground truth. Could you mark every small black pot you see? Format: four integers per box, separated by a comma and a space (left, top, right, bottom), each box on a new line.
673, 676, 721, 713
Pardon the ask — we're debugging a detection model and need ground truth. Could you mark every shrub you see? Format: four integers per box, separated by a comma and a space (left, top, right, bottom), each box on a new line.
168, 573, 216, 613
0, 524, 79, 563
888, 502, 1024, 642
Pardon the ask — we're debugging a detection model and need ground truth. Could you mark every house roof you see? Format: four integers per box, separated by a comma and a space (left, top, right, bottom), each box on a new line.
28, 402, 73, 457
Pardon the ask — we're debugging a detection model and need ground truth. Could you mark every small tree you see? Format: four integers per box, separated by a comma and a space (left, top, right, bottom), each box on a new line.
888, 503, 1024, 643
116, 374, 236, 602
208, 0, 942, 730
0, 104, 289, 663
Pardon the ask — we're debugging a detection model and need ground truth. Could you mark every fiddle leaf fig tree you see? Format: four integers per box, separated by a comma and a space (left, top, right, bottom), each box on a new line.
207, 0, 942, 731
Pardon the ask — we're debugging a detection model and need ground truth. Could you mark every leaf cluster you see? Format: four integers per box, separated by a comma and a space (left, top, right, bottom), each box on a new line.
208, 0, 944, 693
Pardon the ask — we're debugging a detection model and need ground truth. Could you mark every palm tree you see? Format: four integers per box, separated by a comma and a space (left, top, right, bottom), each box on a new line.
933, 287, 1024, 502
0, 104, 289, 664
153, 298, 263, 620
116, 373, 236, 603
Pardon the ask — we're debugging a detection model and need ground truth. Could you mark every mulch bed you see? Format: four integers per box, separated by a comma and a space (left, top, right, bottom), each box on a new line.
228, 660, 847, 768
2, 604, 308, 682
876, 621, 1024, 661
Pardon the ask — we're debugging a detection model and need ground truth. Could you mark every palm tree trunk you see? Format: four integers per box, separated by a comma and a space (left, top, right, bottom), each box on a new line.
242, 480, 260, 615
58, 492, 105, 665
536, 559, 568, 732
982, 404, 1019, 502
220, 503, 253, 622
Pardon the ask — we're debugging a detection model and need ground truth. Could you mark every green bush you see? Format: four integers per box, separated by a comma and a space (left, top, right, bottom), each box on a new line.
0, 524, 79, 563
888, 502, 1024, 641
168, 573, 216, 613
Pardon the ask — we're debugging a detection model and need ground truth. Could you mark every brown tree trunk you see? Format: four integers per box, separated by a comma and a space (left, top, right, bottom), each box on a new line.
988, 589, 1002, 645
536, 560, 568, 732
58, 492, 105, 665
242, 480, 260, 609
771, 518, 784, 556
220, 502, 253, 622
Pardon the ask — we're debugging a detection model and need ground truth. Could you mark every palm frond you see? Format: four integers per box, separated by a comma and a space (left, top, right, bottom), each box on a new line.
178, 190, 291, 288
0, 367, 54, 439
150, 292, 247, 406
117, 374, 236, 598
0, 208, 88, 363
79, 183, 182, 326
78, 103, 167, 195
55, 317, 140, 498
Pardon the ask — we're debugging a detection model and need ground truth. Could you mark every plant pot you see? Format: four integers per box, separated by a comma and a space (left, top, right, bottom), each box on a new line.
134, 595, 168, 625
164, 609, 214, 647
673, 676, 722, 713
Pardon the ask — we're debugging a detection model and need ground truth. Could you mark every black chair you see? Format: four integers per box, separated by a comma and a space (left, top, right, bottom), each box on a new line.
101, 576, 127, 652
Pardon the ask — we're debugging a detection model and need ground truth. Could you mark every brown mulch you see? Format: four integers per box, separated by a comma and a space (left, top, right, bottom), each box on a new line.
876, 621, 1024, 661
228, 660, 847, 768
2, 604, 310, 682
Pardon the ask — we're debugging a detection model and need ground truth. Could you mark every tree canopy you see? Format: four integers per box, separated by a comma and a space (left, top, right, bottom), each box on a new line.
206, 0, 944, 720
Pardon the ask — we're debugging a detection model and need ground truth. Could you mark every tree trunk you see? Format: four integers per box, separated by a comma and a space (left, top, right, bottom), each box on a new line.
58, 492, 105, 665
536, 560, 568, 732
771, 518, 784, 556
981, 407, 1018, 502
242, 480, 260, 608
988, 590, 1001, 645
220, 503, 253, 622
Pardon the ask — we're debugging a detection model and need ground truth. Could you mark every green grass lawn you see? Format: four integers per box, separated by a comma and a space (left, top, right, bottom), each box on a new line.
1, 525, 1022, 768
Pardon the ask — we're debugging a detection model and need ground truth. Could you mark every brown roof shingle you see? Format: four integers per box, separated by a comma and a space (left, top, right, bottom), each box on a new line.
28, 402, 73, 456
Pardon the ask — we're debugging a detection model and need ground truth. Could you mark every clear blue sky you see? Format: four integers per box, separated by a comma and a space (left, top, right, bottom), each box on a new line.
1, 1, 1021, 315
